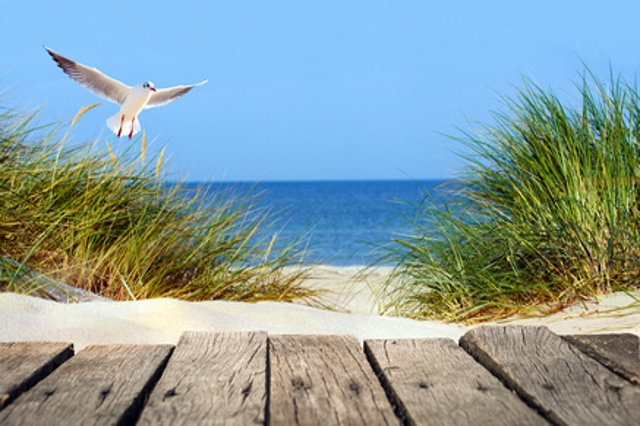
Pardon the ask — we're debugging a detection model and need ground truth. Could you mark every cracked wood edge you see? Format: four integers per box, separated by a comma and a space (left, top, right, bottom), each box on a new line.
0, 342, 73, 410
364, 338, 549, 426
460, 325, 640, 426
562, 333, 640, 385
0, 344, 172, 425
269, 334, 399, 425
138, 331, 268, 426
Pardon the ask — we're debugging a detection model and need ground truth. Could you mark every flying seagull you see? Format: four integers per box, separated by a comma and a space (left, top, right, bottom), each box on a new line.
45, 47, 207, 139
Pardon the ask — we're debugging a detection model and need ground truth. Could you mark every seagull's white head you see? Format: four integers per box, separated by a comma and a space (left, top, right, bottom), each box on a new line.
142, 81, 156, 92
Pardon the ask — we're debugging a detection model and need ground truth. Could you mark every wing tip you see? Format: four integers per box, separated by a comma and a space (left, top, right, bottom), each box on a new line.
44, 46, 69, 69
44, 45, 56, 59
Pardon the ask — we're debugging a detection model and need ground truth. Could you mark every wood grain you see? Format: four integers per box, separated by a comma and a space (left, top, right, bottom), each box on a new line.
0, 341, 73, 410
0, 344, 172, 425
563, 333, 640, 385
138, 331, 268, 425
364, 338, 548, 425
460, 326, 640, 426
269, 334, 399, 425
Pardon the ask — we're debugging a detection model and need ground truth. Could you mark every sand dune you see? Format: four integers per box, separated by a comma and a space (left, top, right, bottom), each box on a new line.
1, 266, 638, 350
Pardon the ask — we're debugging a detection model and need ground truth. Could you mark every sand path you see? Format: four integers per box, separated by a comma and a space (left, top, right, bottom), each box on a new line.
1, 266, 638, 350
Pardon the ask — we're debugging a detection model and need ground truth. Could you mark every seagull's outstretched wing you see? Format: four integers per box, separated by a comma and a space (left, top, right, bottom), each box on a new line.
146, 80, 208, 109
45, 47, 130, 105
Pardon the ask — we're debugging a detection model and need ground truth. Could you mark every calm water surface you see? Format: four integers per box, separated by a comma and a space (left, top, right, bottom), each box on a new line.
186, 180, 451, 266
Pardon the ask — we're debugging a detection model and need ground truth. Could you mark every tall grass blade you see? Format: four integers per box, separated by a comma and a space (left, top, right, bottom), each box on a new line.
71, 103, 101, 127
156, 146, 165, 178
141, 131, 146, 165
105, 141, 117, 171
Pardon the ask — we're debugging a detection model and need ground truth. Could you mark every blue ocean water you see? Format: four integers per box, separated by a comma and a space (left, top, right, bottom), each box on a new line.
196, 180, 449, 266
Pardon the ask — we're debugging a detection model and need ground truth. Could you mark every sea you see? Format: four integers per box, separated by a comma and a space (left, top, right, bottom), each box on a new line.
190, 179, 451, 266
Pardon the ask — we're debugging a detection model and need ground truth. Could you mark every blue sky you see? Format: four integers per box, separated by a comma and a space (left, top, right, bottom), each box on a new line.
2, 1, 640, 181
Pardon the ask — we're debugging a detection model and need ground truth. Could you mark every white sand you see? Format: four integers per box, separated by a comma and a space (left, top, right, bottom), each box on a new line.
1, 266, 638, 350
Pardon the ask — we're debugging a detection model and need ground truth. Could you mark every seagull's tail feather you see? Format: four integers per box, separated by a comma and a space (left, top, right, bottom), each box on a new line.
106, 114, 121, 136
106, 113, 141, 138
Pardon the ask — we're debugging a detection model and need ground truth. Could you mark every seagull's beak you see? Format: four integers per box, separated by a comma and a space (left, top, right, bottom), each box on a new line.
151, 87, 156, 92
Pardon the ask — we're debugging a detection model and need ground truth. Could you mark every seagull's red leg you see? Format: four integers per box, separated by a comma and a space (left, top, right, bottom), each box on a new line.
129, 117, 136, 139
117, 115, 124, 138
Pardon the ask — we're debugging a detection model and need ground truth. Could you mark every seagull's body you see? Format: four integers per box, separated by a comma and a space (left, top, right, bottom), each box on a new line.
105, 83, 154, 138
45, 47, 207, 139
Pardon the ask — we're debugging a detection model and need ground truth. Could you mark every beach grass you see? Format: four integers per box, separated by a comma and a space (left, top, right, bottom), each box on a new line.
383, 69, 640, 322
0, 101, 313, 302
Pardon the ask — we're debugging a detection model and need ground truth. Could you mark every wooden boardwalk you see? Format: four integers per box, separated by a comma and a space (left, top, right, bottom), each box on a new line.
0, 326, 638, 425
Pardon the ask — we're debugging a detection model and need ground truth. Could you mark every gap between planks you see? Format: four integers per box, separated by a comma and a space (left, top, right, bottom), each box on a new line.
1, 327, 639, 425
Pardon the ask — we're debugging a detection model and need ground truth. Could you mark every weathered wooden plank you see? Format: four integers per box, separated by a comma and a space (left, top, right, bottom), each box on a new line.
364, 338, 548, 426
563, 333, 640, 385
138, 331, 268, 425
269, 334, 399, 426
0, 344, 172, 426
460, 326, 640, 426
0, 342, 73, 410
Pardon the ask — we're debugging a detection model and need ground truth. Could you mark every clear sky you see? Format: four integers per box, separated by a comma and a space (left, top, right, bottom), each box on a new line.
2, 1, 640, 182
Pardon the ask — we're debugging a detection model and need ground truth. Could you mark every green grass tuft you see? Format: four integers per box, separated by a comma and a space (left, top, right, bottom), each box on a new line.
383, 69, 640, 322
0, 101, 313, 302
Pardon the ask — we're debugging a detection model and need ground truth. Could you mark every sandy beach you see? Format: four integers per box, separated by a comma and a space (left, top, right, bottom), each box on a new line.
1, 266, 638, 350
